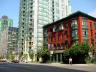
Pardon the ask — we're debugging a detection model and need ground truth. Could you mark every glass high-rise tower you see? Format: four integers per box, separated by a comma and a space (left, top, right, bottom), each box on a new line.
18, 0, 71, 61
0, 16, 13, 31
0, 16, 13, 58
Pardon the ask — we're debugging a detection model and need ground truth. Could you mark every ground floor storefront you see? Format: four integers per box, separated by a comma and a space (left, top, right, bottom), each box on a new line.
50, 53, 64, 62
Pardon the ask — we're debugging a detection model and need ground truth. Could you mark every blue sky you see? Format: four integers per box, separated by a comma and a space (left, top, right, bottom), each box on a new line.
0, 0, 19, 27
0, 0, 96, 27
71, 0, 96, 14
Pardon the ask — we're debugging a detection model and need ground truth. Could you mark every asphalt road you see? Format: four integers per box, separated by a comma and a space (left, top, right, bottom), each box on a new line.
0, 63, 86, 72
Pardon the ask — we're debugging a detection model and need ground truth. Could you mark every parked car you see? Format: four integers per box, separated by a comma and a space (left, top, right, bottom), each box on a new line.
0, 59, 7, 63
11, 60, 19, 63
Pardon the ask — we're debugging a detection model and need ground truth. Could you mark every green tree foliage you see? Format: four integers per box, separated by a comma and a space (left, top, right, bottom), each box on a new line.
7, 51, 15, 61
63, 43, 90, 64
19, 51, 23, 59
29, 50, 34, 60
37, 47, 50, 63
23, 54, 28, 60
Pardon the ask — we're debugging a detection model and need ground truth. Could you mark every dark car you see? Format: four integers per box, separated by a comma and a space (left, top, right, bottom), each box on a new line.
12, 60, 19, 63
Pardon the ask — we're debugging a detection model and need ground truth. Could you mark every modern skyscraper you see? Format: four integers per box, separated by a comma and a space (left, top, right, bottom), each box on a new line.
7, 27, 18, 59
18, 0, 71, 61
0, 16, 13, 31
0, 27, 18, 59
0, 16, 13, 58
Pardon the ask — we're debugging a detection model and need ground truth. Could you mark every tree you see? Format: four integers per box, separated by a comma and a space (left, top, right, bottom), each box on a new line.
63, 43, 90, 64
37, 47, 50, 63
7, 51, 15, 61
29, 50, 34, 61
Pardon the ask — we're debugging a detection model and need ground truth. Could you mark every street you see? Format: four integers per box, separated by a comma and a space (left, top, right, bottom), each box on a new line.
0, 63, 87, 72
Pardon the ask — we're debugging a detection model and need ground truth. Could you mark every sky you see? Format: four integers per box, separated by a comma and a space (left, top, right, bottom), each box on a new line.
0, 0, 96, 27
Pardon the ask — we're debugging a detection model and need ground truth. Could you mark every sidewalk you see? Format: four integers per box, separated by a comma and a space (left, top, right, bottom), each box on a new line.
49, 63, 96, 66
20, 62, 96, 72
20, 62, 96, 67
46, 63, 96, 72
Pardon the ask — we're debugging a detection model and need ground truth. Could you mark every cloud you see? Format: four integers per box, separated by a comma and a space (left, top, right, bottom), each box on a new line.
89, 10, 96, 17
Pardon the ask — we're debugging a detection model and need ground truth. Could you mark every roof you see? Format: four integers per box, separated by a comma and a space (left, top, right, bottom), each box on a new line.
43, 11, 96, 28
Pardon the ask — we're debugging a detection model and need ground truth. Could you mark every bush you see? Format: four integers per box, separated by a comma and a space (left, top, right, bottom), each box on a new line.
85, 56, 96, 64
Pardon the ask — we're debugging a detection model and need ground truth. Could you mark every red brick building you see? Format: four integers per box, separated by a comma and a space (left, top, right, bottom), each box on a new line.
43, 11, 96, 62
